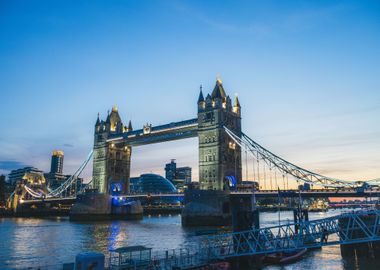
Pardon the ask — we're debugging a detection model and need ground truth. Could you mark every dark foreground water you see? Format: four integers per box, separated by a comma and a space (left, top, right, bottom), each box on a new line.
1, 209, 380, 269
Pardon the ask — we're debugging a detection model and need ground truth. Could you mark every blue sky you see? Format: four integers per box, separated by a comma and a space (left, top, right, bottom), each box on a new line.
0, 0, 379, 183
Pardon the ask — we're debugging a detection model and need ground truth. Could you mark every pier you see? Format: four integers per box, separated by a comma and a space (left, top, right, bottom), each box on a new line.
59, 209, 380, 270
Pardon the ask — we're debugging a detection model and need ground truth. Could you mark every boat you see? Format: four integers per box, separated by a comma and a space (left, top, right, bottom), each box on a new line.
109, 245, 152, 269
263, 248, 307, 264
195, 261, 231, 270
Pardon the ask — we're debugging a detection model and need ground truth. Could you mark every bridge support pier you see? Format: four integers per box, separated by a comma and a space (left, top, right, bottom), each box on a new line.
181, 190, 231, 226
338, 213, 380, 260
231, 196, 259, 232
229, 195, 262, 269
70, 193, 143, 221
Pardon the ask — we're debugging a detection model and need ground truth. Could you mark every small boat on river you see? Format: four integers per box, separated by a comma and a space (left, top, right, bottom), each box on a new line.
263, 248, 307, 265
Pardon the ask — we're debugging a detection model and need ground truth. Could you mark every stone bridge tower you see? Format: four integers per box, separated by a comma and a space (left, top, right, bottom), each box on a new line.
197, 78, 242, 190
92, 106, 132, 194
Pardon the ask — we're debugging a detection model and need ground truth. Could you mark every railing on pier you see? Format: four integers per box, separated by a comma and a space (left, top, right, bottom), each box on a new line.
200, 209, 380, 260
107, 210, 380, 269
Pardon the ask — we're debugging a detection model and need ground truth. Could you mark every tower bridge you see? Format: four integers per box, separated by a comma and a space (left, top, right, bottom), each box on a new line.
8, 78, 380, 222
92, 78, 242, 195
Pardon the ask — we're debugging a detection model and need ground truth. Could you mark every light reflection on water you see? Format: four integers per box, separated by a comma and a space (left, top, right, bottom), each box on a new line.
1, 210, 380, 269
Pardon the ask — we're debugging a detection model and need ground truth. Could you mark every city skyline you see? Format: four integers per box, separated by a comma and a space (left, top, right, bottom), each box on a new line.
1, 0, 379, 183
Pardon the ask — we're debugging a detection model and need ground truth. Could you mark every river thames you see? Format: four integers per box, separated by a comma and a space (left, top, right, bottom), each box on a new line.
1, 209, 380, 269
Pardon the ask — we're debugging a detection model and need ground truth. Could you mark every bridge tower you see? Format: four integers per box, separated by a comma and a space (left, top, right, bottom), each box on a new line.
92, 106, 132, 194
197, 78, 242, 190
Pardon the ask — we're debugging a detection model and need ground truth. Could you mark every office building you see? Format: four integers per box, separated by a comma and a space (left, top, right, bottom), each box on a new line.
164, 159, 192, 190
8, 167, 44, 186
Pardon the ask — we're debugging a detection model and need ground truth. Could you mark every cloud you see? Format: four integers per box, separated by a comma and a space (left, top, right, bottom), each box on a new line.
171, 1, 350, 37
0, 160, 30, 171
63, 143, 74, 147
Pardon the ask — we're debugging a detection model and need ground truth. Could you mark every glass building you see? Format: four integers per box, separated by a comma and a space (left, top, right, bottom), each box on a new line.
50, 150, 64, 174
164, 159, 192, 191
129, 174, 177, 193
8, 167, 44, 185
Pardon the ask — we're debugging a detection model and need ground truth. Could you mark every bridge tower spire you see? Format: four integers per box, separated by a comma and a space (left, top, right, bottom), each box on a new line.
92, 108, 132, 194
197, 78, 242, 190
198, 85, 205, 111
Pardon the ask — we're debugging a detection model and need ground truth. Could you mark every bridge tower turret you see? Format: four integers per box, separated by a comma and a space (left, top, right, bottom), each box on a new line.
197, 78, 242, 190
92, 106, 132, 194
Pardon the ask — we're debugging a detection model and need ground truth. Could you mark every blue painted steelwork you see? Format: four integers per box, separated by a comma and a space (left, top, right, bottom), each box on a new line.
111, 196, 139, 206
226, 175, 237, 188
104, 210, 380, 270
110, 183, 123, 196
200, 210, 380, 258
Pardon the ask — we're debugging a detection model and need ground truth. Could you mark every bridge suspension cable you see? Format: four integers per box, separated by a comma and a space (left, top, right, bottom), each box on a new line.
23, 150, 93, 199
224, 127, 375, 189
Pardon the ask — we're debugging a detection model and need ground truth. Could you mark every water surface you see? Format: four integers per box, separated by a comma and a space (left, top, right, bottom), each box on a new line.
1, 210, 380, 269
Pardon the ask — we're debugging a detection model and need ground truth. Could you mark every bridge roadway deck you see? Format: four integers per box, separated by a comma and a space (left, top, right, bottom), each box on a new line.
20, 189, 380, 204
120, 189, 380, 199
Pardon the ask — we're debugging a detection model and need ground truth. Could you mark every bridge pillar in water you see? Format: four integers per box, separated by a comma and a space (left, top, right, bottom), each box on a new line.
70, 192, 143, 221
182, 79, 243, 226
229, 196, 261, 269
338, 212, 380, 260
181, 189, 231, 226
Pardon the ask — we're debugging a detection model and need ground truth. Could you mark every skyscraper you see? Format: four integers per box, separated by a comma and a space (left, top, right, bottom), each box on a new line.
164, 159, 192, 191
50, 150, 64, 174
165, 159, 177, 182
46, 150, 67, 188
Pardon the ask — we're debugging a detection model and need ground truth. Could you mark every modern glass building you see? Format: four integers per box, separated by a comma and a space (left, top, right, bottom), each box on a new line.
50, 150, 64, 174
130, 173, 177, 193
129, 174, 180, 205
8, 167, 44, 185
164, 159, 192, 191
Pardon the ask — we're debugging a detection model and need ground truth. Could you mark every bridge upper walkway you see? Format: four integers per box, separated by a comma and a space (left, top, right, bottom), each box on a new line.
107, 118, 198, 146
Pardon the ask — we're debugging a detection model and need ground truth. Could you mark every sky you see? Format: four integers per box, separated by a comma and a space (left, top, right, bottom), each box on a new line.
0, 0, 379, 184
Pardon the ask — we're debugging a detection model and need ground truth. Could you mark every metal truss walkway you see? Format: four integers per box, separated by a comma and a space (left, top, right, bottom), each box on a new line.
200, 210, 380, 259
107, 210, 380, 270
